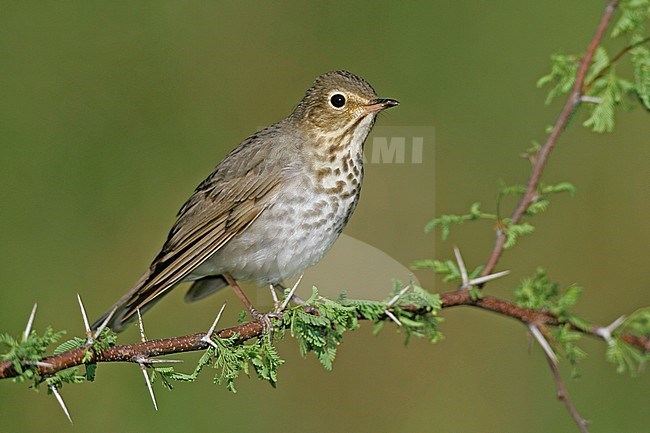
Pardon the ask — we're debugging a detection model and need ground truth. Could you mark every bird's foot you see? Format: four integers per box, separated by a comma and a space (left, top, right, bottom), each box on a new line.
250, 307, 282, 338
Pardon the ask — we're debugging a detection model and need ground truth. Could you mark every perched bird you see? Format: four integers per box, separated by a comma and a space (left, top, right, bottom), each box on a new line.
93, 70, 398, 332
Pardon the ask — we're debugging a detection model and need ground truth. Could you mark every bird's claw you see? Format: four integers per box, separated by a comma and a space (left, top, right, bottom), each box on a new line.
250, 308, 282, 338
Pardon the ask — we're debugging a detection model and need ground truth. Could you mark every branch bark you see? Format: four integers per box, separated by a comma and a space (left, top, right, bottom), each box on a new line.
545, 351, 591, 433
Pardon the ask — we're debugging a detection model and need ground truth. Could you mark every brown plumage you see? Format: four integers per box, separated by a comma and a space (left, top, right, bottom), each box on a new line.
93, 71, 398, 331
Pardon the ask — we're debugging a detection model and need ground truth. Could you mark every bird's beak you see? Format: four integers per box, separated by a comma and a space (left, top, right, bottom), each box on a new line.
363, 98, 400, 113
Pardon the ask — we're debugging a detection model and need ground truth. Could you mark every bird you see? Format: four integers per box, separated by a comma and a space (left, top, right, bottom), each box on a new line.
93, 70, 398, 332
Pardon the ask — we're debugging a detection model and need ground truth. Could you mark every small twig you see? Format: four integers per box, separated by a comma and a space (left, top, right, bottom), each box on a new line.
582, 35, 650, 93
481, 0, 621, 279
23, 303, 37, 341
543, 348, 590, 433
49, 385, 73, 424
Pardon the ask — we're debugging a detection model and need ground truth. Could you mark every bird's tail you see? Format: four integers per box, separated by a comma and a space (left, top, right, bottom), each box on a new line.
91, 272, 230, 333
90, 269, 159, 332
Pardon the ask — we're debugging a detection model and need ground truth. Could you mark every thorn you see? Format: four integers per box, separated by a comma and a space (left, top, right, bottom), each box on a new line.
383, 283, 412, 327
529, 324, 558, 365
279, 273, 304, 311
453, 246, 469, 287
137, 308, 147, 343
273, 283, 307, 306
137, 360, 158, 411
384, 309, 402, 327
201, 303, 227, 350
269, 284, 279, 308
595, 315, 627, 344
77, 293, 92, 342
49, 385, 73, 424
467, 270, 510, 287
92, 305, 117, 341
580, 95, 602, 104
23, 303, 38, 341
139, 358, 184, 365
453, 245, 509, 289
23, 360, 54, 368
386, 283, 412, 308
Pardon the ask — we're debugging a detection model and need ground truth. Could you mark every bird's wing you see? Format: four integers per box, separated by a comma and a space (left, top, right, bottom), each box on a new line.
99, 138, 292, 331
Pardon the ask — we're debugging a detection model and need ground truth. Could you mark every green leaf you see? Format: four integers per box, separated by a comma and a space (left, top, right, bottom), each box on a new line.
0, 326, 66, 386
85, 363, 97, 382
540, 182, 576, 196
552, 325, 587, 377
611, 0, 650, 38
503, 221, 535, 249
499, 183, 526, 196
555, 285, 582, 313
618, 307, 650, 338
53, 337, 85, 355
537, 53, 578, 104
525, 199, 549, 216
585, 46, 611, 83
289, 290, 358, 370
606, 337, 647, 376
632, 45, 650, 109
411, 259, 461, 283
45, 368, 86, 389
514, 268, 582, 317
424, 203, 495, 240
583, 69, 622, 132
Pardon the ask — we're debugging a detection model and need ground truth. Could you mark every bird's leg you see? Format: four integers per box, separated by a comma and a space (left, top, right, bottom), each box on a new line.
223, 273, 258, 316
223, 273, 274, 331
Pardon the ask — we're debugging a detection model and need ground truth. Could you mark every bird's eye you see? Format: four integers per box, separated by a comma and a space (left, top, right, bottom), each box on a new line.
329, 93, 346, 108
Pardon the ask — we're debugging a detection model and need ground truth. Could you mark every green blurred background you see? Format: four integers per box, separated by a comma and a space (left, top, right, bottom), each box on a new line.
1, 1, 648, 432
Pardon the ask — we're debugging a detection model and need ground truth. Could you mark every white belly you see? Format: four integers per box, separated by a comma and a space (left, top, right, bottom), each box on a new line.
190, 173, 361, 285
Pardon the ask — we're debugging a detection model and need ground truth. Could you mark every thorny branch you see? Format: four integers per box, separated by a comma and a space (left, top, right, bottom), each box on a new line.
0, 288, 647, 380
582, 35, 650, 93
544, 348, 590, 433
481, 0, 621, 278
478, 1, 623, 431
